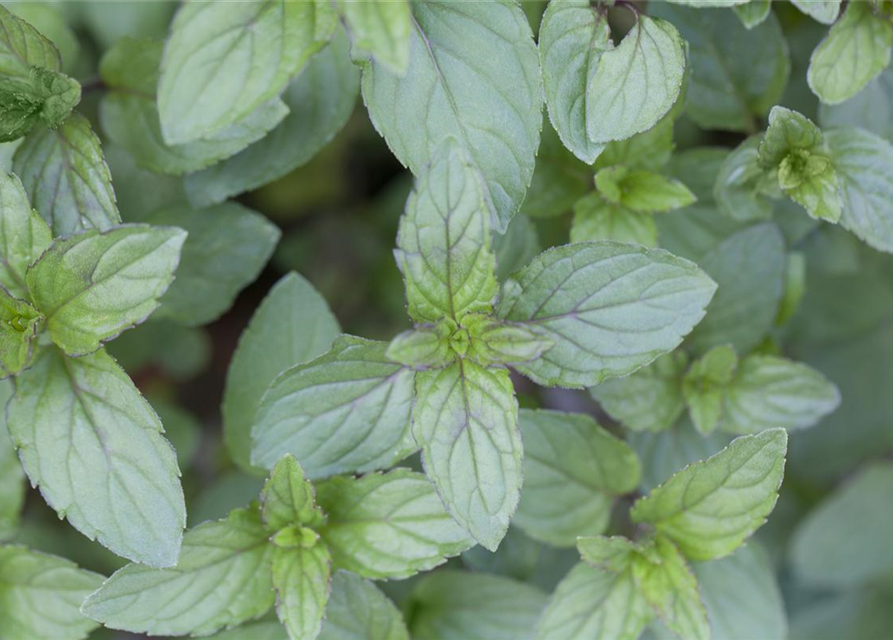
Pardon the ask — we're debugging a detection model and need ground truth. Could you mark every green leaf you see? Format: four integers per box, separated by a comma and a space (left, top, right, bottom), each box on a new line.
81, 507, 275, 636
792, 0, 841, 24
577, 535, 653, 574
571, 195, 657, 247
682, 345, 738, 436
395, 141, 497, 324
13, 112, 121, 236
0, 381, 24, 539
251, 336, 417, 477
733, 0, 772, 29
653, 5, 789, 133
721, 354, 840, 435
633, 537, 709, 640
760, 106, 843, 222
826, 127, 893, 253
594, 115, 675, 172
464, 316, 554, 366
492, 213, 541, 281
272, 544, 332, 640
412, 360, 521, 550
410, 570, 547, 640
631, 429, 787, 561
362, 0, 542, 231
145, 203, 280, 327
790, 462, 893, 588
0, 288, 40, 377
7, 347, 186, 566
210, 623, 289, 640
0, 170, 50, 298
535, 562, 653, 640
261, 455, 325, 533
0, 67, 80, 143
339, 0, 410, 74
224, 272, 340, 474
99, 37, 288, 177
686, 223, 786, 355
714, 135, 776, 222
315, 469, 472, 579
808, 1, 892, 105
0, 545, 103, 640
585, 15, 685, 144
319, 571, 409, 640
26, 224, 187, 357
515, 409, 640, 547
497, 243, 717, 388
590, 351, 688, 433
819, 65, 893, 142
0, 5, 62, 77
520, 121, 590, 220
594, 166, 696, 213
185, 28, 359, 208
158, 0, 335, 144
386, 324, 455, 369
538, 0, 608, 163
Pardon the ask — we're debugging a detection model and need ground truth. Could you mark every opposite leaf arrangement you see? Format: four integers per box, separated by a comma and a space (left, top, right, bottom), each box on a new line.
1, 0, 892, 639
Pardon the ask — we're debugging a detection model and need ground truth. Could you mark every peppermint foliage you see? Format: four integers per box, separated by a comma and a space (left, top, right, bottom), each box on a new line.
0, 2, 891, 638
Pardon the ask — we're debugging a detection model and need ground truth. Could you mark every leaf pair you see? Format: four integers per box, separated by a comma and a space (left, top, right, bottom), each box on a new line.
537, 429, 788, 640
540, 0, 686, 163
82, 456, 467, 640
594, 345, 840, 436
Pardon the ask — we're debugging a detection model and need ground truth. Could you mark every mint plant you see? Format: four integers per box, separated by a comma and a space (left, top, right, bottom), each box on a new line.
1, 1, 893, 639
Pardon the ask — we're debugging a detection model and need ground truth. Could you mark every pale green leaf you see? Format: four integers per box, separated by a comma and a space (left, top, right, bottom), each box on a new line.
185, 28, 359, 208
412, 360, 521, 550
319, 571, 409, 640
492, 213, 541, 281
631, 429, 787, 561
515, 409, 640, 547
210, 622, 289, 640
682, 345, 738, 435
633, 537, 709, 640
261, 455, 325, 533
7, 348, 185, 567
590, 351, 688, 433
99, 37, 288, 177
81, 507, 275, 636
653, 5, 789, 132
585, 16, 685, 144
273, 544, 332, 640
0, 170, 50, 298
410, 570, 546, 640
0, 382, 23, 539
594, 115, 675, 172
315, 469, 472, 579
826, 127, 893, 253
0, 5, 62, 78
808, 1, 892, 105
792, 0, 841, 24
819, 65, 893, 142
535, 562, 653, 640
577, 535, 650, 574
13, 113, 121, 236
538, 0, 609, 163
146, 203, 280, 327
714, 135, 776, 222
570, 195, 657, 247
223, 272, 339, 474
0, 288, 39, 377
395, 141, 497, 323
687, 223, 786, 355
362, 0, 542, 231
790, 462, 893, 588
594, 166, 696, 213
0, 545, 103, 640
464, 316, 554, 366
26, 225, 186, 357
158, 0, 336, 144
386, 325, 454, 369
497, 242, 717, 388
251, 336, 416, 477
721, 354, 840, 435
339, 0, 410, 74
733, 0, 772, 29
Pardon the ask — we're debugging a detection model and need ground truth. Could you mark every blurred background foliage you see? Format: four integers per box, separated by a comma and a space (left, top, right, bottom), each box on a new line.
1, 1, 892, 639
